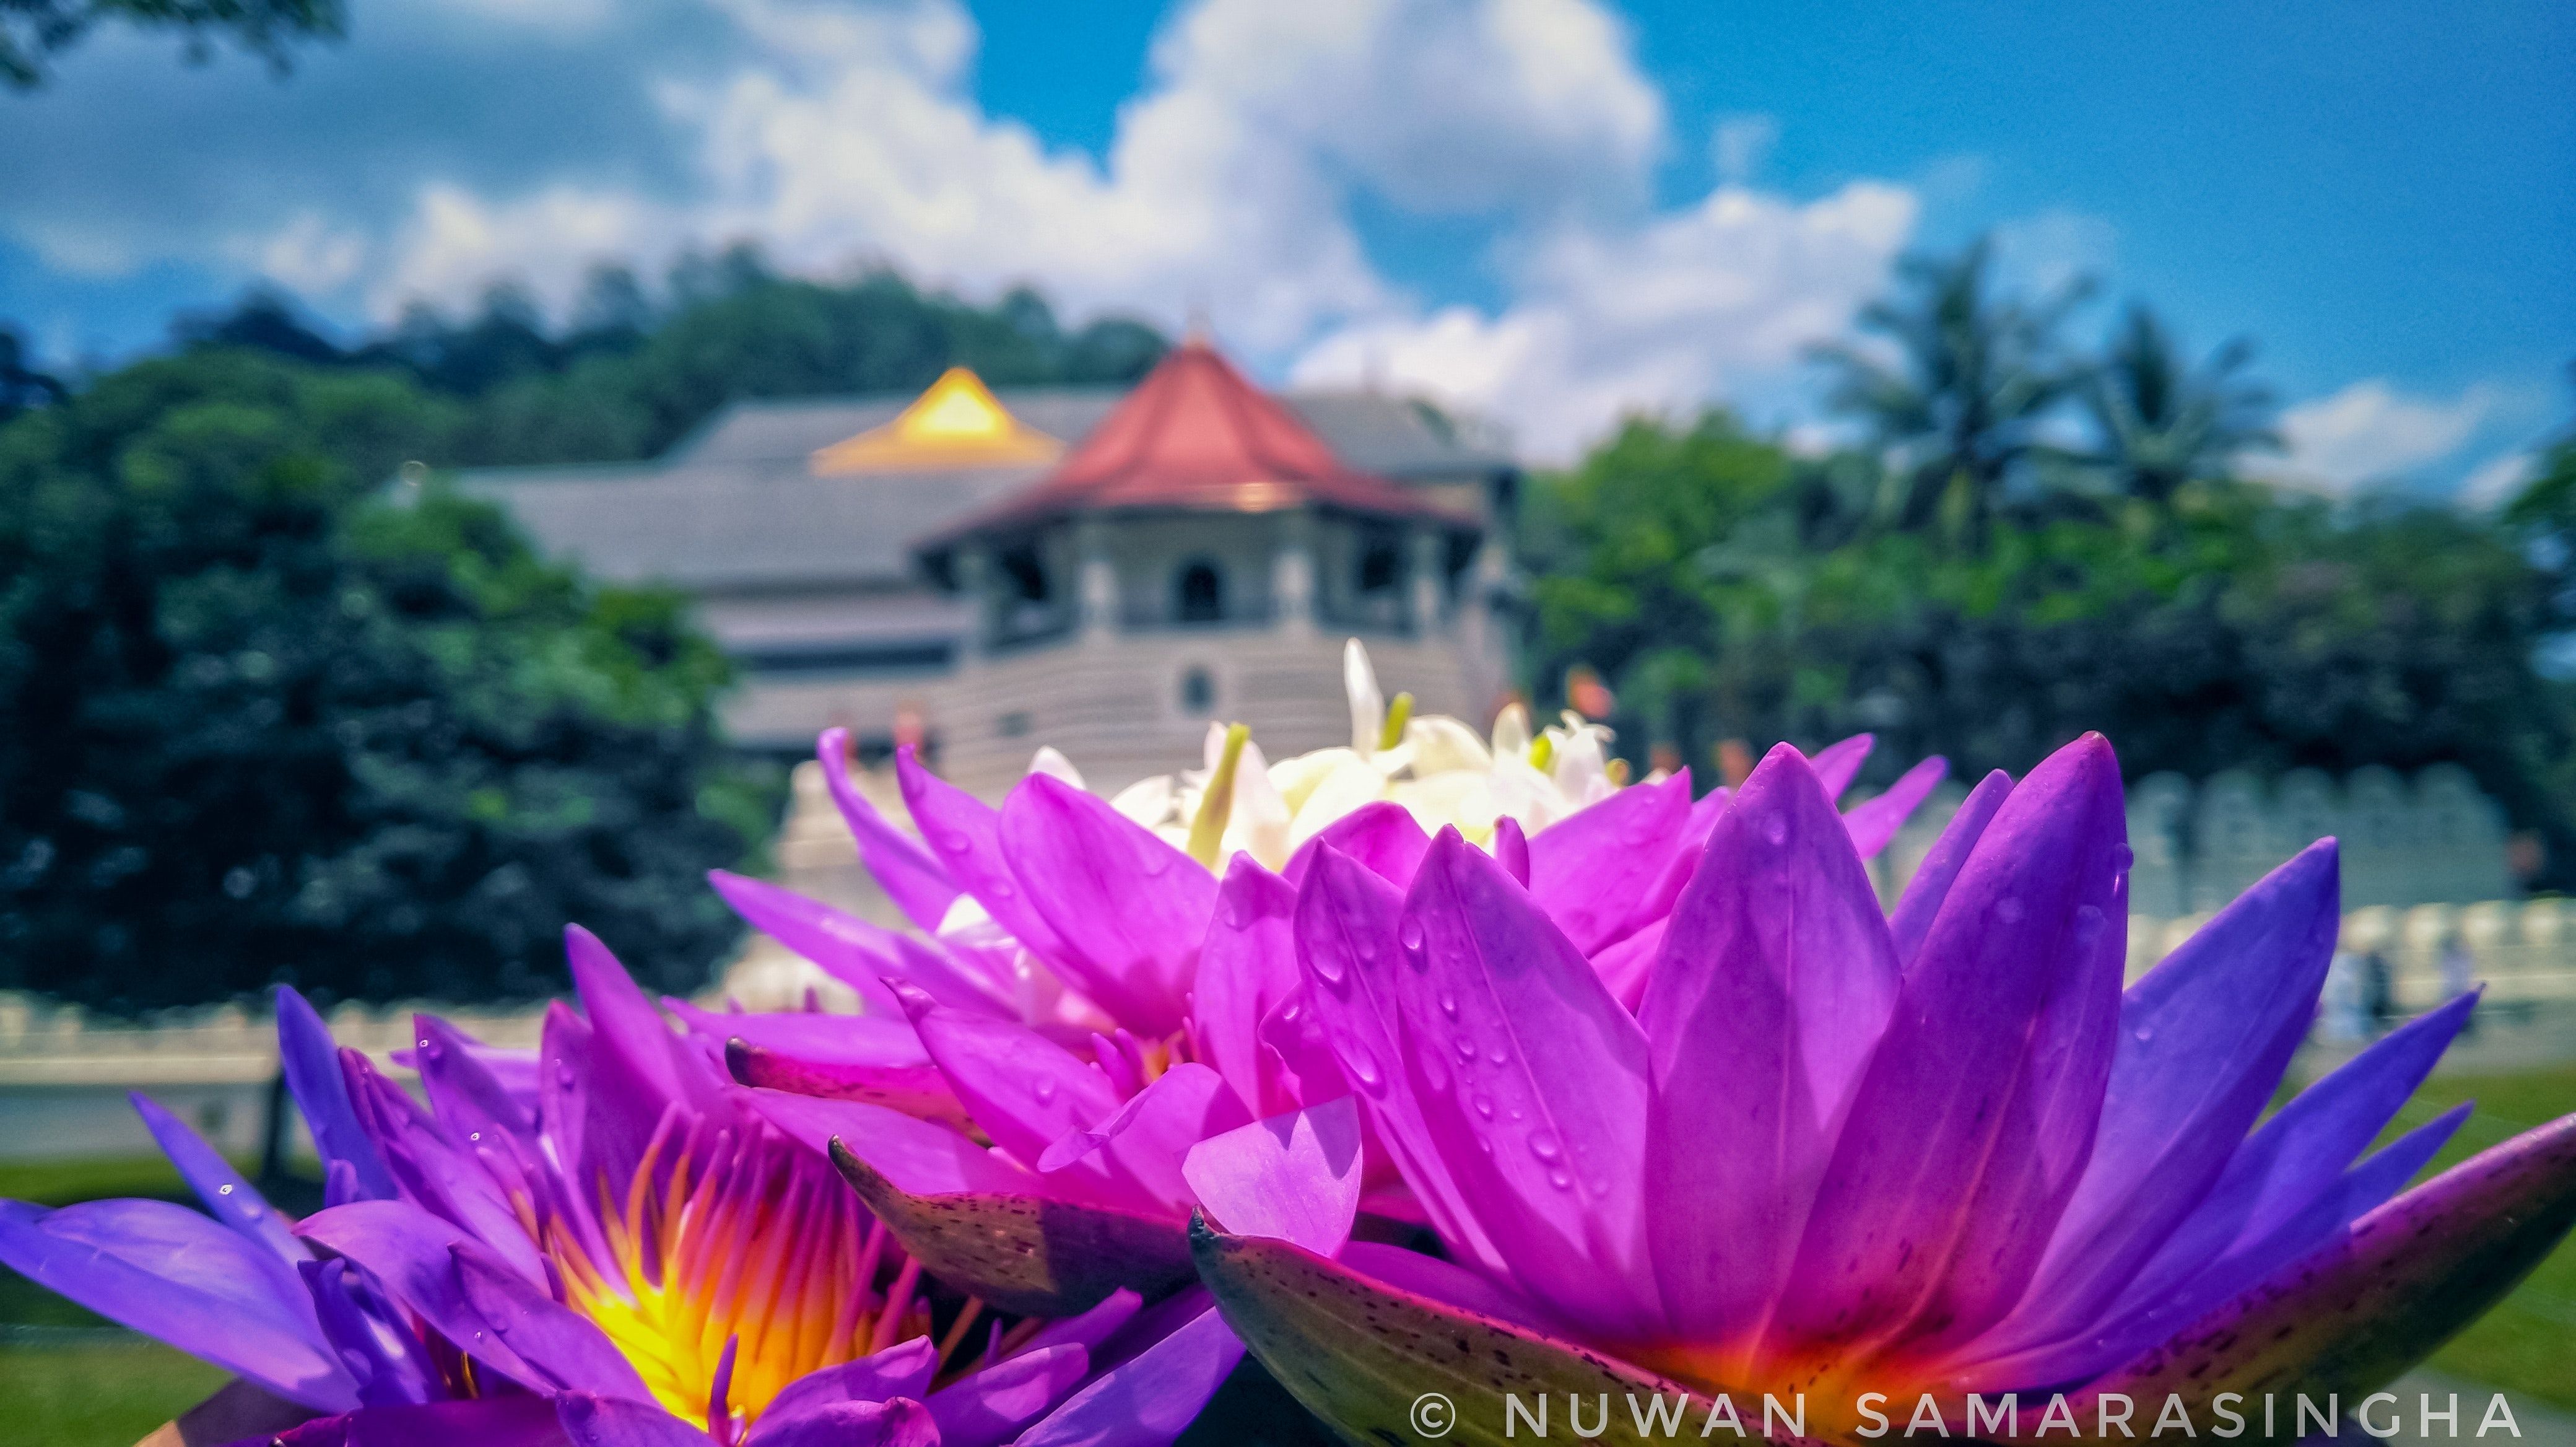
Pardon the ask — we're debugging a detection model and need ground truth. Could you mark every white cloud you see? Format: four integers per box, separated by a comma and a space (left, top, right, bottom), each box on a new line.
298, 0, 1671, 351
2458, 450, 2535, 509
1292, 181, 1919, 460
2263, 378, 2497, 493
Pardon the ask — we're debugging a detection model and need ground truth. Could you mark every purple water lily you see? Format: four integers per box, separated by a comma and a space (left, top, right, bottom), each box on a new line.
720, 728, 1946, 1318
1186, 733, 2576, 1442
0, 930, 1246, 1447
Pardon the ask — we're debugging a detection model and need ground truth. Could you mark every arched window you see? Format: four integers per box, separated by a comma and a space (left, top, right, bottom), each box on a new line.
1356, 528, 1404, 595
1174, 559, 1225, 623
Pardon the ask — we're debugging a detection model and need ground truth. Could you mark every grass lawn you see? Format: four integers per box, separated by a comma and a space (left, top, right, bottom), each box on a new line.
0, 1342, 227, 1447
2382, 1062, 2576, 1410
1, 1067, 2570, 1442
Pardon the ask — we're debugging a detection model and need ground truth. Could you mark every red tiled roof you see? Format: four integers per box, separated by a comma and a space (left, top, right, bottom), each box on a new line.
918, 341, 1476, 548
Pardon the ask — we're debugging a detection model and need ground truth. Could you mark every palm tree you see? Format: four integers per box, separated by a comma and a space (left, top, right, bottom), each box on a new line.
2080, 305, 2279, 503
1812, 237, 2091, 543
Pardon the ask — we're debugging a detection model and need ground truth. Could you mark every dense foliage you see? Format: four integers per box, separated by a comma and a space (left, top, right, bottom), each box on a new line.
175, 256, 1167, 465
1526, 253, 2576, 886
0, 268, 1170, 1010
1, 0, 339, 88
0, 351, 761, 1010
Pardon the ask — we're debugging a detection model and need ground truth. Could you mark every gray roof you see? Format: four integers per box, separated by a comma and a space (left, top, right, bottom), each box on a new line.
452, 385, 1513, 592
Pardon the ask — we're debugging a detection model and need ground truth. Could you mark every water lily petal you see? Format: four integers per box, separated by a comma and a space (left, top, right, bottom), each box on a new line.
1643, 745, 1900, 1350
742, 1088, 1034, 1197
263, 1395, 570, 1446
921, 1344, 1089, 1447
742, 1398, 936, 1447
1885, 768, 2012, 969
277, 986, 396, 1203
824, 1140, 1194, 1318
1975, 840, 2343, 1366
1016, 1288, 1144, 1357
567, 925, 724, 1111
1182, 1098, 1365, 1256
1525, 772, 1693, 955
1841, 755, 1949, 859
705, 871, 1006, 1016
0, 1197, 355, 1412
1194, 1220, 1707, 1445
1191, 857, 1303, 1116
694, 1006, 968, 1128
1292, 846, 1505, 1277
554, 1394, 711, 1447
895, 745, 1078, 969
1011, 1300, 1243, 1447
1338, 1239, 1547, 1330
1394, 829, 1660, 1337
1782, 733, 2126, 1359
452, 1243, 655, 1402
1282, 800, 1431, 889
819, 725, 959, 935
297, 1199, 586, 1398
1038, 1062, 1250, 1215
2072, 1108, 2576, 1414
757, 1337, 937, 1425
1807, 733, 1874, 800
1002, 773, 1217, 1036
897, 988, 1124, 1181
129, 1091, 304, 1264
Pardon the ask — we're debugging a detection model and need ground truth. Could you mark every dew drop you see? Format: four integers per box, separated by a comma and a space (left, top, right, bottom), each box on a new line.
1529, 1132, 1562, 1163
1346, 1044, 1383, 1090
937, 831, 973, 855
1995, 896, 2026, 924
1471, 1095, 1495, 1120
988, 879, 1017, 899
1140, 852, 1172, 878
1764, 813, 1790, 846
2111, 844, 2136, 872
1486, 1043, 1509, 1065
2133, 1025, 2155, 1044
1453, 1034, 1478, 1062
218, 1183, 235, 1196
1310, 950, 1347, 985
1398, 919, 1425, 953
1437, 992, 1459, 1019
469, 1132, 482, 1142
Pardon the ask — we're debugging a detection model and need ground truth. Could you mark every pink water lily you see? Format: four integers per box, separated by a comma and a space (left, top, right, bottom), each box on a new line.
1188, 733, 2576, 1444
706, 727, 1946, 1317
0, 932, 1244, 1447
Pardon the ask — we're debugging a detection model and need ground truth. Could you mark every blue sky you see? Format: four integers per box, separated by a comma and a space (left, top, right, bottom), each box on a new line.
3, 0, 2567, 487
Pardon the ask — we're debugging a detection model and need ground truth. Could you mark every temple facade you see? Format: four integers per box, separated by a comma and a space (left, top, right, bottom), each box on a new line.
454, 343, 1518, 799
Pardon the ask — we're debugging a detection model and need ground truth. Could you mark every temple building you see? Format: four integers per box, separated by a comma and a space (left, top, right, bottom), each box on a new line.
454, 340, 1518, 799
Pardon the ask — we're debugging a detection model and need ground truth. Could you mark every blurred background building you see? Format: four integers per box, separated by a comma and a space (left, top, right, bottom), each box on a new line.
452, 339, 1518, 799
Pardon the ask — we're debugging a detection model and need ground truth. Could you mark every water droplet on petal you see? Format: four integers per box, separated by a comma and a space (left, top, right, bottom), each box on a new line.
988, 878, 1017, 899
1437, 992, 1459, 1019
1346, 1044, 1383, 1090
1033, 1078, 1058, 1104
1310, 950, 1347, 985
1764, 813, 1790, 846
2133, 1025, 2155, 1043
218, 1183, 235, 1196
1549, 1169, 1573, 1190
1453, 1034, 1477, 1062
1471, 1095, 1495, 1120
1398, 919, 1424, 953
937, 830, 973, 855
2111, 844, 2136, 872
1529, 1132, 1562, 1163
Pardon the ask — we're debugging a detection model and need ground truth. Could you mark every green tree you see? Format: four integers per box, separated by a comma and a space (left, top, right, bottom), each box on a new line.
1811, 237, 2091, 544
0, 326, 67, 422
2, 0, 339, 88
2078, 305, 2279, 503
0, 348, 760, 1010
